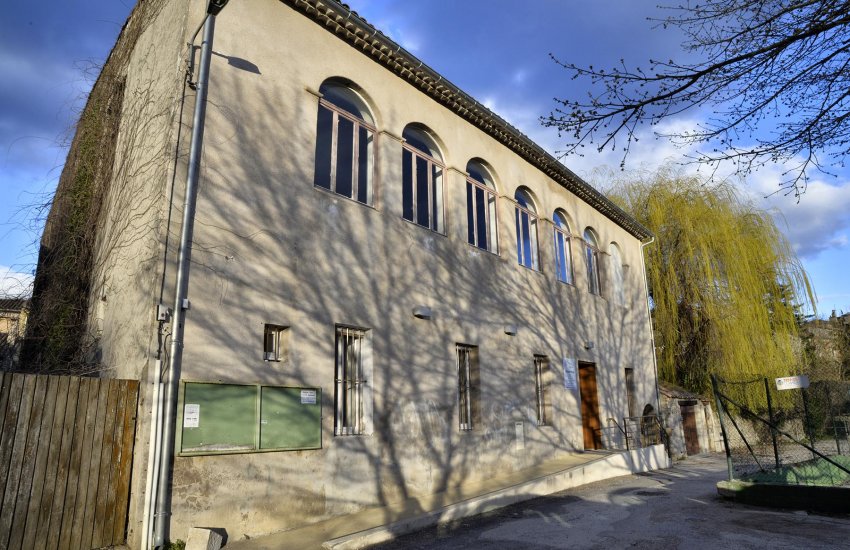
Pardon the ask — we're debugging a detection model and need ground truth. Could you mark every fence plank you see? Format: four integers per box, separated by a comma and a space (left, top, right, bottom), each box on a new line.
8, 375, 49, 550
66, 377, 99, 550
33, 375, 72, 550
21, 376, 61, 550
0, 372, 21, 519
89, 379, 118, 549
77, 379, 109, 550
112, 380, 138, 545
98, 381, 125, 546
0, 373, 7, 442
0, 374, 35, 550
57, 377, 91, 550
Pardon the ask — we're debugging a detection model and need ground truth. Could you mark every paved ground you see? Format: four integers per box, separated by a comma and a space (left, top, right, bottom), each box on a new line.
369, 454, 850, 549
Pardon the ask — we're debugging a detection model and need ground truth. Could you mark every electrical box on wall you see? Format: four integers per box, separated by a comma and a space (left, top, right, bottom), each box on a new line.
156, 304, 170, 321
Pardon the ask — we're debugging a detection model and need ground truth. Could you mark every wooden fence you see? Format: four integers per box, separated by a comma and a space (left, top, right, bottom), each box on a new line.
0, 372, 138, 550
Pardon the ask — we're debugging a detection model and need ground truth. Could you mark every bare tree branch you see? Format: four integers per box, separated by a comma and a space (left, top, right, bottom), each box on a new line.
544, 0, 850, 198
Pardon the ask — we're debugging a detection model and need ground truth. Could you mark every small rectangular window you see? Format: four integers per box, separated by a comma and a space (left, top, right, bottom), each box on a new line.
456, 345, 480, 431
534, 355, 551, 425
263, 324, 287, 362
335, 326, 370, 435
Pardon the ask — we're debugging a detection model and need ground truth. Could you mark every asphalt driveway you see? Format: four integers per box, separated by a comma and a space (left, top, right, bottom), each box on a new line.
369, 454, 850, 549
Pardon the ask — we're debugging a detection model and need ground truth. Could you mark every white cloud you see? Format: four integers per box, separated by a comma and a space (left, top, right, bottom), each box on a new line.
0, 266, 33, 298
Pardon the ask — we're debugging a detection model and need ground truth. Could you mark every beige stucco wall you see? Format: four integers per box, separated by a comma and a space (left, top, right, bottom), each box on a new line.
87, 0, 659, 544
148, 0, 661, 541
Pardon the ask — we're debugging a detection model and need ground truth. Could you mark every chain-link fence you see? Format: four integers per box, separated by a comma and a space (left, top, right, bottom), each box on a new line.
712, 375, 850, 486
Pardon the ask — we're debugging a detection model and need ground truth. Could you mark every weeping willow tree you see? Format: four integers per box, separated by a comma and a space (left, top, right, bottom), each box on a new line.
607, 171, 814, 407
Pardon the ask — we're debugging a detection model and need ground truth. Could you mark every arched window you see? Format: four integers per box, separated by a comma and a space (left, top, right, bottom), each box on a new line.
514, 188, 539, 270
584, 228, 601, 295
553, 210, 573, 284
465, 160, 498, 253
314, 80, 376, 204
402, 125, 444, 232
609, 242, 625, 305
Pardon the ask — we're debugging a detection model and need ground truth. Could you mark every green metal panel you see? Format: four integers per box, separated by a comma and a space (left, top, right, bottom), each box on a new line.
181, 382, 256, 453
260, 386, 322, 450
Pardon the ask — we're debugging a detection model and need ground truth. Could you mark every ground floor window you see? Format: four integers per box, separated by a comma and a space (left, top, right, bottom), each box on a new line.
456, 344, 480, 431
335, 326, 370, 435
534, 355, 551, 425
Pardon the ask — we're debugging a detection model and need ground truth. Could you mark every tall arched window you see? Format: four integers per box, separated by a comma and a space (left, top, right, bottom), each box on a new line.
466, 160, 498, 253
584, 228, 601, 295
553, 210, 573, 284
514, 188, 539, 270
402, 125, 444, 232
314, 80, 375, 204
609, 242, 625, 305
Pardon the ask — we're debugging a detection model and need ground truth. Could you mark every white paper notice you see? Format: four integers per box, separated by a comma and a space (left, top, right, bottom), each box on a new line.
301, 390, 317, 404
563, 357, 578, 390
183, 404, 200, 428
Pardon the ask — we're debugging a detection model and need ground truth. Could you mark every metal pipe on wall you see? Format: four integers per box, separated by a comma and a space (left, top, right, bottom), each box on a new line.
152, 13, 216, 549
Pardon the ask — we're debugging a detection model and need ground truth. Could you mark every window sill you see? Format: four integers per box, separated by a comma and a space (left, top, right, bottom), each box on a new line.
313, 184, 378, 211
466, 242, 500, 257
401, 216, 447, 237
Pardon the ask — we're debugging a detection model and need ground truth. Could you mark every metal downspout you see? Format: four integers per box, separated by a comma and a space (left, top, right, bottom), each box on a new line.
639, 237, 664, 435
153, 14, 216, 549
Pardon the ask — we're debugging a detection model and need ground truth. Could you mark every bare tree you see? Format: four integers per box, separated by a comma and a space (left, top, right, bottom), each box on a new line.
543, 0, 850, 197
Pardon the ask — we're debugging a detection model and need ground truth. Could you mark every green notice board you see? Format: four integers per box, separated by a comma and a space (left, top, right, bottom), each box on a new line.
179, 382, 322, 455
260, 386, 321, 450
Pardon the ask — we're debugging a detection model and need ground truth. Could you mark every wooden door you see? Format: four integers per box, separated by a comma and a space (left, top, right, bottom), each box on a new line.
681, 404, 701, 455
579, 363, 602, 450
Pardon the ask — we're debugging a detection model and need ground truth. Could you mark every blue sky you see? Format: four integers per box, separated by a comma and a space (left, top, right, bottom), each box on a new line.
1, 0, 848, 316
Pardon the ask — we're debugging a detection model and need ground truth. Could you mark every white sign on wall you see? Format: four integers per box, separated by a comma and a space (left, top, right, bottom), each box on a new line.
775, 375, 810, 391
563, 357, 578, 390
301, 389, 317, 404
183, 403, 200, 428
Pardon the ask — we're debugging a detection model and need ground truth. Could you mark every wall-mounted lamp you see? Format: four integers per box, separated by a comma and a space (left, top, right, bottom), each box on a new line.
504, 324, 518, 336
412, 305, 432, 320
584, 341, 595, 350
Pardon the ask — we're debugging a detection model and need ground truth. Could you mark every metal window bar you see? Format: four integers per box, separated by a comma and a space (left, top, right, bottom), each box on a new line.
336, 327, 365, 435
457, 346, 473, 431
535, 356, 548, 425
402, 144, 444, 232
319, 99, 375, 204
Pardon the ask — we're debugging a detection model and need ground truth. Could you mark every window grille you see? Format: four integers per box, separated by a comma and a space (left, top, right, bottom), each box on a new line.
535, 355, 550, 425
335, 327, 367, 435
457, 345, 475, 431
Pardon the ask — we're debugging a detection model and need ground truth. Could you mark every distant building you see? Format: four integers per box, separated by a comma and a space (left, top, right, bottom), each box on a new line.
31, 0, 663, 545
0, 298, 29, 370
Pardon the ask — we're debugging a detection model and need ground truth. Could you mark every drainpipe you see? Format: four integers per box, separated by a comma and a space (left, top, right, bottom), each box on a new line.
639, 237, 664, 437
152, 12, 217, 549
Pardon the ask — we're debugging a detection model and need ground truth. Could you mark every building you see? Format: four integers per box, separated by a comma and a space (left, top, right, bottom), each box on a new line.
30, 0, 662, 545
0, 298, 29, 370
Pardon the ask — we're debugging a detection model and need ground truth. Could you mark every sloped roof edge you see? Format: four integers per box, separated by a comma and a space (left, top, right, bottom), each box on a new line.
283, 0, 653, 241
